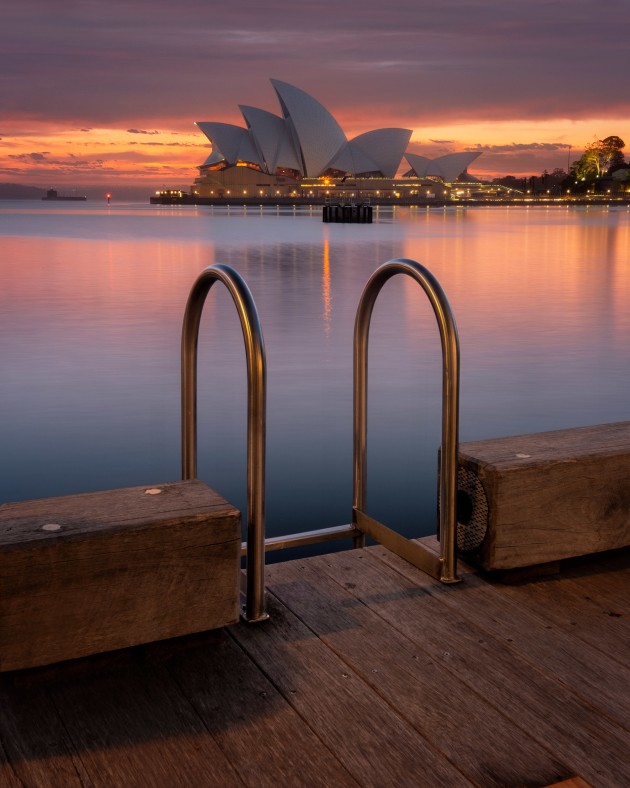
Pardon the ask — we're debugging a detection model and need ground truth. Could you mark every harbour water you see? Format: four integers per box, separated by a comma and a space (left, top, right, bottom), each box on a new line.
1, 201, 629, 545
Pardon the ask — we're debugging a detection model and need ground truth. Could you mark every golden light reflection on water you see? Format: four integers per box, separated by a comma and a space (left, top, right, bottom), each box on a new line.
322, 232, 332, 337
0, 237, 205, 336
401, 207, 630, 358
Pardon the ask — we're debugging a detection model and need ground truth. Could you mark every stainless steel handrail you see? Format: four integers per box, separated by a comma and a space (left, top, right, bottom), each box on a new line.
353, 258, 461, 583
181, 264, 268, 622
241, 523, 359, 555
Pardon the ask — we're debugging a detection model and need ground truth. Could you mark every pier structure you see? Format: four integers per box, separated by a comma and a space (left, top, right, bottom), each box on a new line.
322, 201, 373, 223
0, 541, 628, 786
1, 261, 629, 785
149, 189, 630, 207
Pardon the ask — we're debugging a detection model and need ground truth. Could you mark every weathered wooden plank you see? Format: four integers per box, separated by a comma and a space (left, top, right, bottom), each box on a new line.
0, 674, 92, 787
560, 550, 630, 608
343, 548, 630, 787
461, 421, 630, 466
0, 480, 241, 670
266, 557, 571, 787
0, 480, 237, 547
164, 627, 359, 787
374, 545, 630, 730
457, 421, 630, 569
0, 539, 627, 786
492, 572, 630, 667
45, 647, 245, 787
0, 766, 21, 787
232, 590, 473, 787
0, 625, 355, 788
0, 737, 27, 788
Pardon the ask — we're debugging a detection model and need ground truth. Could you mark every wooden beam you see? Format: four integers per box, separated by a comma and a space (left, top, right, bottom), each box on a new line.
0, 480, 240, 671
456, 421, 630, 570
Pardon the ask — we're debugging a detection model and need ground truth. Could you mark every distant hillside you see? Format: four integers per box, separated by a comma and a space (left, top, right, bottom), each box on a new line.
0, 183, 46, 199
0, 181, 189, 202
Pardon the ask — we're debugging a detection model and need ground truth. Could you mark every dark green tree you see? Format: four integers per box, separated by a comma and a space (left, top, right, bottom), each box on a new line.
602, 136, 626, 172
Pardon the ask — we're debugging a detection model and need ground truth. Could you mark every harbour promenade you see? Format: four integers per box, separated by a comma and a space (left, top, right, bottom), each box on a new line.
149, 193, 630, 208
1, 538, 628, 787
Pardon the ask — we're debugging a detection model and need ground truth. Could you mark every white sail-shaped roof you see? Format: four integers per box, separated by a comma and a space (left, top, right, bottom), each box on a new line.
328, 129, 412, 177
274, 127, 304, 173
196, 81, 479, 181
270, 79, 347, 177
201, 150, 226, 167
404, 154, 431, 177
350, 129, 412, 178
239, 105, 301, 174
405, 152, 481, 182
327, 142, 379, 176
196, 122, 263, 168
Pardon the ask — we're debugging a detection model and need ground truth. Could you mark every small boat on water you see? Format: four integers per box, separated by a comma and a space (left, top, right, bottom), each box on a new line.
42, 188, 87, 202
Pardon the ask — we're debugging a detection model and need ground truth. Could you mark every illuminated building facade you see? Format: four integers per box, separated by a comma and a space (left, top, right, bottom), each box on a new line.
192, 80, 480, 198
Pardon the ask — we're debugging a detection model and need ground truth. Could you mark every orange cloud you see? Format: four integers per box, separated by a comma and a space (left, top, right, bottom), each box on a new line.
0, 125, 205, 188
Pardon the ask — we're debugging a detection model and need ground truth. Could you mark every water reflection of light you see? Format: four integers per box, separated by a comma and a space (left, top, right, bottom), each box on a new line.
322, 232, 331, 337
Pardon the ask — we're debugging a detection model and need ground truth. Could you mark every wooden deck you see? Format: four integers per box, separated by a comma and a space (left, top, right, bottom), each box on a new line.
1, 541, 628, 787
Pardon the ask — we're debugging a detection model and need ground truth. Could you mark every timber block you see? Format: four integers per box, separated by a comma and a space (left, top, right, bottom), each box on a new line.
455, 421, 630, 571
0, 480, 241, 671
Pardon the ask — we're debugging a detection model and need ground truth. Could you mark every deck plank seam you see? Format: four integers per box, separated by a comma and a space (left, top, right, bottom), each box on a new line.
264, 559, 588, 786
222, 626, 362, 786
295, 553, 591, 783
161, 659, 249, 787
559, 569, 630, 610
233, 586, 482, 784
0, 676, 93, 788
47, 685, 96, 788
259, 578, 481, 785
495, 579, 630, 670
0, 732, 21, 787
319, 548, 630, 782
226, 601, 367, 787
432, 588, 630, 733
365, 547, 630, 732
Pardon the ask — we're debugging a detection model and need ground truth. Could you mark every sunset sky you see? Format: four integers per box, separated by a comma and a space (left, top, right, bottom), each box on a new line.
1, 0, 628, 195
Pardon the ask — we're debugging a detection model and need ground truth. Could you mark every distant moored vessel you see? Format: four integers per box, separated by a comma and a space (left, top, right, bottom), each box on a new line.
42, 188, 87, 201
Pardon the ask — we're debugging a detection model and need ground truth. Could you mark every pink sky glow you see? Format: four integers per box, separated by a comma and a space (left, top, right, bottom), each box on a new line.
1, 1, 628, 193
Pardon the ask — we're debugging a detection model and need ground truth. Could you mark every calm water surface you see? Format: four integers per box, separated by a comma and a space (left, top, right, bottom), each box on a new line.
1, 201, 629, 544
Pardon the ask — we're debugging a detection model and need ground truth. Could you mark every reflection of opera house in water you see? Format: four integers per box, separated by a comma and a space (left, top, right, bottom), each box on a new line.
192, 79, 481, 200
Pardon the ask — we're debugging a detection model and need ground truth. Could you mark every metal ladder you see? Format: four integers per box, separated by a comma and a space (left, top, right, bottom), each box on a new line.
180, 258, 461, 623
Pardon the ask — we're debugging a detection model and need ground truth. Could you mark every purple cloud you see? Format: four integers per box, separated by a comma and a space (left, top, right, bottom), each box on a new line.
9, 152, 50, 161
468, 142, 573, 153
8, 150, 105, 170
0, 0, 627, 130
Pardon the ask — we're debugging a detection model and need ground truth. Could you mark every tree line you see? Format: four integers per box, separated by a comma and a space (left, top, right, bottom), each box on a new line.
492, 135, 628, 194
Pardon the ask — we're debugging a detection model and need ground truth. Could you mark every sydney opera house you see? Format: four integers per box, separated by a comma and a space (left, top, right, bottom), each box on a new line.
192, 80, 481, 199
